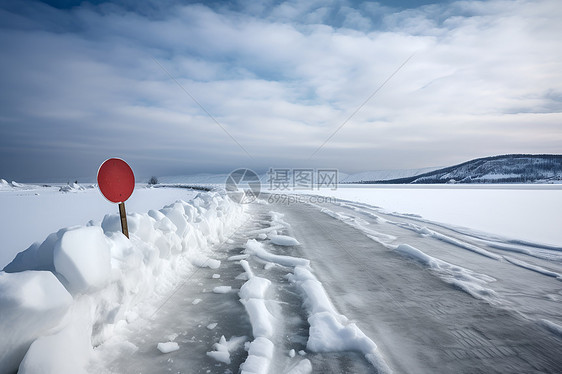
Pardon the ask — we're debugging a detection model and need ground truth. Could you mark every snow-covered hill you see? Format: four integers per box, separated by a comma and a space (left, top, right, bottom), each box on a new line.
340, 167, 440, 183
158, 168, 441, 186
360, 154, 562, 184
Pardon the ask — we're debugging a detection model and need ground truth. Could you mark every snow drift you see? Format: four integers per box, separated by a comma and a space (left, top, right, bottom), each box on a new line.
0, 191, 245, 374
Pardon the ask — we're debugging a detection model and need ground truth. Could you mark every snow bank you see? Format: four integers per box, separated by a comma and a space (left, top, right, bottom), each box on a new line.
0, 185, 199, 269
0, 271, 73, 373
54, 226, 112, 294
0, 180, 42, 191
0, 191, 245, 373
288, 266, 391, 374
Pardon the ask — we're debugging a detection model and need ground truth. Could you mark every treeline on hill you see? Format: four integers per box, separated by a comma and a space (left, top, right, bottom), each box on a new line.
360, 154, 562, 184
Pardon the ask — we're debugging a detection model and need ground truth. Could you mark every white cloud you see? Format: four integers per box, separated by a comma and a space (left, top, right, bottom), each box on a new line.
0, 0, 561, 181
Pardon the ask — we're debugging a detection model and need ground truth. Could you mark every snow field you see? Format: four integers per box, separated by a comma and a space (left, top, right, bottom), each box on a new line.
299, 185, 562, 247
0, 191, 245, 373
0, 183, 200, 268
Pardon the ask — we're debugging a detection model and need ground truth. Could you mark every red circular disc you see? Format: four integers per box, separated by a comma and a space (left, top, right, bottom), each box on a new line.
97, 158, 135, 203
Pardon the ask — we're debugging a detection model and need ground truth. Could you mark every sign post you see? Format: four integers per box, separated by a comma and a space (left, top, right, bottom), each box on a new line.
97, 158, 135, 239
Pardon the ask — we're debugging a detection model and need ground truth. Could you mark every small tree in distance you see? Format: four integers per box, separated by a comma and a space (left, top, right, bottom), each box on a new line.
148, 176, 159, 185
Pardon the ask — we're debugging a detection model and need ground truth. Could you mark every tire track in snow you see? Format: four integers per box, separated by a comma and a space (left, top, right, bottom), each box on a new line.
236, 207, 390, 373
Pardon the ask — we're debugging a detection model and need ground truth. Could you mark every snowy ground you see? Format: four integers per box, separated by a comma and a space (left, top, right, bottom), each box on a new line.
1, 183, 561, 373
0, 182, 197, 268
297, 184, 562, 247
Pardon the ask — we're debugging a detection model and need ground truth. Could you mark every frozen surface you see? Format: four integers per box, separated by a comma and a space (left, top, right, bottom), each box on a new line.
300, 184, 562, 247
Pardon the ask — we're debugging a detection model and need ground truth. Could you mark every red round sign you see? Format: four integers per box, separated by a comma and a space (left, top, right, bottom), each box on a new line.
97, 158, 135, 203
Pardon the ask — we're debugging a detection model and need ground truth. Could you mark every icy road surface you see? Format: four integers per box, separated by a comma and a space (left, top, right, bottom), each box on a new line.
92, 195, 562, 374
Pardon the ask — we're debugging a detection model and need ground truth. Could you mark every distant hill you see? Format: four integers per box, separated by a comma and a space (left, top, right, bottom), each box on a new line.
340, 167, 440, 183
360, 154, 562, 184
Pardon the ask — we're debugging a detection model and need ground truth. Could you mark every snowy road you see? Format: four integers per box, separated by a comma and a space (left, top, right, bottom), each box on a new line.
91, 194, 562, 374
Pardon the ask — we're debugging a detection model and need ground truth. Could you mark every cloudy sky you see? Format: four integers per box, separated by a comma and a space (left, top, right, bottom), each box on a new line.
1, 0, 561, 182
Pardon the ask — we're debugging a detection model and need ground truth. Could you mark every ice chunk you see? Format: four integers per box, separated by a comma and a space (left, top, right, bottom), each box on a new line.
207, 349, 230, 364
192, 256, 221, 269
206, 335, 247, 365
157, 342, 179, 353
53, 226, 111, 294
228, 254, 250, 261
213, 286, 232, 294
270, 235, 300, 246
207, 323, 218, 330
245, 240, 309, 268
